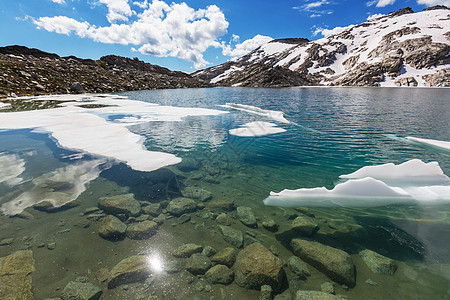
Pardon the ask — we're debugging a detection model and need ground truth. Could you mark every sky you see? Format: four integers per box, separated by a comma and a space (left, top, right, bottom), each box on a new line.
0, 0, 449, 73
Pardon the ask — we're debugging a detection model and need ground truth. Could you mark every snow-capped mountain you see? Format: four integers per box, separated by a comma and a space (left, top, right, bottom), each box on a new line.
194, 6, 450, 87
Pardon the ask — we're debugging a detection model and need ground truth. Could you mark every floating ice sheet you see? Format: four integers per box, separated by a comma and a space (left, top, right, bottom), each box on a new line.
406, 136, 450, 153
221, 103, 289, 123
0, 94, 226, 172
229, 121, 286, 137
264, 159, 450, 208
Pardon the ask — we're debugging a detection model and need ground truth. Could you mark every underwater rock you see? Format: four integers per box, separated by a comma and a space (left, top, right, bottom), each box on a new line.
0, 250, 35, 300
33, 200, 80, 213
183, 187, 213, 202
320, 282, 335, 294
236, 206, 257, 228
84, 207, 102, 215
126, 220, 158, 240
295, 290, 346, 300
173, 243, 203, 258
185, 253, 211, 275
177, 157, 202, 172
177, 214, 191, 224
211, 247, 238, 267
219, 225, 244, 248
215, 213, 231, 225
167, 197, 196, 216
234, 243, 286, 292
260, 285, 273, 300
141, 203, 162, 217
291, 239, 355, 287
288, 256, 311, 280
98, 194, 141, 217
207, 198, 236, 212
359, 249, 397, 275
206, 264, 234, 285
201, 245, 217, 257
11, 210, 34, 219
290, 216, 319, 236
0, 238, 14, 246
61, 281, 102, 300
164, 260, 184, 274
108, 255, 151, 289
98, 215, 127, 241
262, 220, 278, 232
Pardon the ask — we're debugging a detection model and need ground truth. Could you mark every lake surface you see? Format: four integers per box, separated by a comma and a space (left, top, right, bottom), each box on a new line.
0, 87, 449, 299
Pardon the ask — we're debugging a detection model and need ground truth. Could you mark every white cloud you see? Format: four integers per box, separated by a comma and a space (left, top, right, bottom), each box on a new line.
367, 13, 385, 20
417, 0, 450, 5
51, 0, 66, 4
33, 0, 229, 69
312, 24, 355, 37
294, 0, 333, 17
366, 0, 396, 7
222, 34, 273, 57
304, 0, 329, 9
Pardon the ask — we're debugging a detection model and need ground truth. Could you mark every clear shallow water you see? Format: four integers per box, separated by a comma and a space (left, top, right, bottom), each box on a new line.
0, 87, 449, 299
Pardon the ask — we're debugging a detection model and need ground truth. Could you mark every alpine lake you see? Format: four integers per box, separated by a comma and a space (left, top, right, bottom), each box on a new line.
0, 87, 449, 299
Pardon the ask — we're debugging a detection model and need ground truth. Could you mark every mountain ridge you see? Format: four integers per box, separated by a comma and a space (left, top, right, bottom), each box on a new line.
193, 6, 450, 88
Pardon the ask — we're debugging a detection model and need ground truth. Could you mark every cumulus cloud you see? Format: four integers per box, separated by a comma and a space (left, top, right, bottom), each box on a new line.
222, 34, 273, 57
51, 0, 66, 4
33, 0, 229, 69
312, 24, 355, 37
417, 0, 450, 5
367, 13, 385, 20
294, 0, 333, 17
366, 0, 396, 7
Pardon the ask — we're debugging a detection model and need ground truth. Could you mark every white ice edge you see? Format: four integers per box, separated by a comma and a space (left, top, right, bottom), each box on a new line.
264, 159, 450, 208
221, 103, 290, 123
406, 136, 450, 152
0, 94, 227, 172
229, 121, 286, 137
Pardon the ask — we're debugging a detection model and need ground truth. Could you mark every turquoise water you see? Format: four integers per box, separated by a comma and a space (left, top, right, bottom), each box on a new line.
0, 87, 449, 299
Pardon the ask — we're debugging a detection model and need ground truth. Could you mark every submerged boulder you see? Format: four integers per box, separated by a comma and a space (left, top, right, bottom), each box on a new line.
172, 243, 203, 258
126, 220, 158, 240
359, 249, 397, 275
219, 225, 244, 248
236, 206, 257, 228
290, 216, 319, 236
98, 215, 127, 241
234, 243, 286, 292
206, 265, 234, 285
0, 250, 35, 300
61, 281, 102, 300
108, 255, 151, 289
291, 239, 355, 287
185, 253, 211, 275
183, 187, 213, 202
98, 194, 141, 217
166, 197, 196, 216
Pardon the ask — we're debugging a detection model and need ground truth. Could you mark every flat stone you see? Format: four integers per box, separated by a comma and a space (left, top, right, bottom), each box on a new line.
126, 220, 158, 240
359, 249, 397, 275
11, 211, 34, 219
207, 198, 236, 212
291, 239, 355, 287
215, 213, 231, 225
211, 247, 238, 267
185, 253, 211, 275
236, 206, 257, 228
0, 250, 35, 300
234, 243, 285, 292
98, 215, 126, 241
108, 255, 151, 289
219, 225, 243, 248
142, 203, 161, 217
61, 281, 102, 300
98, 194, 141, 217
287, 256, 311, 279
290, 216, 319, 236
166, 197, 196, 216
205, 264, 234, 285
183, 187, 212, 202
33, 200, 80, 213
295, 290, 345, 300
177, 214, 191, 224
262, 220, 278, 232
173, 243, 203, 258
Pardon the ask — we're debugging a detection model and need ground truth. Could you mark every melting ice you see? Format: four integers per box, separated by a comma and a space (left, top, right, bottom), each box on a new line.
229, 121, 286, 137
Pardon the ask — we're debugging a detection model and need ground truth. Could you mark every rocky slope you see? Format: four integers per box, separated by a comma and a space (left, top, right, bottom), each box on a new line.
194, 6, 450, 87
0, 46, 210, 98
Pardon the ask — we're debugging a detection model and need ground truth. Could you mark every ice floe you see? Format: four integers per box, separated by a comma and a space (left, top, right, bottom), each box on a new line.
229, 121, 286, 137
222, 103, 289, 123
0, 94, 226, 172
264, 159, 450, 208
1, 159, 108, 215
0, 152, 26, 186
406, 137, 450, 153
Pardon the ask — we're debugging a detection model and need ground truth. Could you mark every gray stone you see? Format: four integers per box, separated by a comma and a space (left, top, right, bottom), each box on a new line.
215, 213, 231, 225
260, 285, 273, 300
359, 249, 397, 275
173, 243, 203, 258
295, 290, 345, 300
205, 264, 234, 285
219, 225, 243, 248
291, 239, 355, 287
234, 243, 285, 292
167, 197, 196, 216
98, 194, 141, 217
237, 206, 257, 228
290, 216, 319, 236
141, 203, 161, 217
108, 255, 151, 289
0, 250, 35, 300
125, 220, 158, 240
61, 281, 102, 300
177, 214, 191, 224
211, 247, 238, 267
262, 220, 278, 232
183, 187, 212, 202
320, 282, 335, 294
98, 215, 126, 241
185, 253, 211, 275
287, 256, 311, 279
164, 260, 183, 273
201, 245, 217, 257
207, 198, 236, 212
70, 82, 84, 94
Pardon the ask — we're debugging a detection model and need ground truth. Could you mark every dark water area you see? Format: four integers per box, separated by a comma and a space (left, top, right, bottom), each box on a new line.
0, 87, 449, 299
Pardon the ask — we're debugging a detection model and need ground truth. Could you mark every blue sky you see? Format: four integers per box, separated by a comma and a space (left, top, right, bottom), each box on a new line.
0, 0, 448, 72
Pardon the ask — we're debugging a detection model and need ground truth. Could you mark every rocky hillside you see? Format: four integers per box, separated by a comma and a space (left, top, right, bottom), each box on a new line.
0, 46, 210, 98
194, 6, 450, 87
